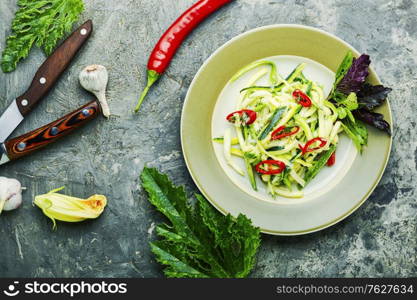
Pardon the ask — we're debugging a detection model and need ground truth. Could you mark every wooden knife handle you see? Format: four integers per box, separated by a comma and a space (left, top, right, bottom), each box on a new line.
16, 20, 93, 116
4, 100, 101, 161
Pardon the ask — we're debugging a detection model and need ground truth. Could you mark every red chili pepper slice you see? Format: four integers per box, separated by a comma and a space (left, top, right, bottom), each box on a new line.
271, 126, 300, 140
292, 89, 312, 107
255, 160, 286, 175
135, 0, 234, 112
299, 137, 327, 154
327, 152, 336, 166
226, 109, 257, 125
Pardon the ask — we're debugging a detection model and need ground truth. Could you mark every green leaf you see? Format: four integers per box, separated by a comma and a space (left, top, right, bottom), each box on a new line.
337, 107, 348, 119
1, 0, 84, 73
150, 242, 209, 278
341, 92, 359, 111
140, 167, 196, 240
334, 51, 354, 86
346, 109, 356, 123
140, 167, 261, 278
341, 119, 368, 152
195, 194, 260, 277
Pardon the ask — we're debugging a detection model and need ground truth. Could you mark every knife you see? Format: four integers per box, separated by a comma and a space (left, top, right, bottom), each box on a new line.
0, 100, 101, 166
0, 20, 93, 143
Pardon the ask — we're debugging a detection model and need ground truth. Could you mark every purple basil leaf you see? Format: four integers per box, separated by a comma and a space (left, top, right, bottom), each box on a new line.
337, 54, 371, 94
354, 109, 391, 135
357, 83, 392, 110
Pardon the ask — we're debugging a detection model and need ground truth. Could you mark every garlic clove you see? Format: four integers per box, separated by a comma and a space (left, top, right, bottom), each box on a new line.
0, 177, 23, 213
79, 64, 110, 118
3, 192, 23, 211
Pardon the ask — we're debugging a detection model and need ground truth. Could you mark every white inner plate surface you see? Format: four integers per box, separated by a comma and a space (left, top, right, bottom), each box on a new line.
211, 55, 357, 204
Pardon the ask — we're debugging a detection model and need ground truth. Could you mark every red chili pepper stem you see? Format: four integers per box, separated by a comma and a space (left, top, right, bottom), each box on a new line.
135, 70, 161, 113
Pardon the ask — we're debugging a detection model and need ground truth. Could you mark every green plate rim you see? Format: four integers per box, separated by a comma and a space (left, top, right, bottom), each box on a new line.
180, 24, 393, 235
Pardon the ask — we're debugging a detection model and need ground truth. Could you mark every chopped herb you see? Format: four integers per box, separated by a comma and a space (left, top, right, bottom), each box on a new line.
1, 0, 84, 72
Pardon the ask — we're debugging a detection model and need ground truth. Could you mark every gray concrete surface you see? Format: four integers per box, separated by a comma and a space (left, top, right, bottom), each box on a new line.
0, 0, 416, 278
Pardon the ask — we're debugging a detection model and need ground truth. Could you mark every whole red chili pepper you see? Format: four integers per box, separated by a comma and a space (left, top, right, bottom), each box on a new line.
255, 160, 286, 175
293, 89, 312, 107
299, 137, 327, 154
327, 152, 336, 166
134, 0, 234, 112
271, 126, 300, 140
226, 109, 257, 125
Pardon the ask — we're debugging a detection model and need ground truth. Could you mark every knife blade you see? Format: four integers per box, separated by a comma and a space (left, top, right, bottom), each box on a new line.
0, 100, 101, 166
0, 101, 23, 143
0, 20, 93, 143
0, 144, 10, 166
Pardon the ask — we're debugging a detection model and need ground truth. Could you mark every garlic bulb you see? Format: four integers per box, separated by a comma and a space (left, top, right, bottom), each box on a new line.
79, 64, 110, 118
0, 177, 23, 213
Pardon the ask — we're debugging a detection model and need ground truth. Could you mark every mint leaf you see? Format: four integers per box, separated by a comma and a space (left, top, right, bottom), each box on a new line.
140, 167, 261, 278
1, 0, 84, 73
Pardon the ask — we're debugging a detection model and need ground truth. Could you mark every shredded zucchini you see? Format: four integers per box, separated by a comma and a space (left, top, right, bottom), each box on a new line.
216, 60, 343, 198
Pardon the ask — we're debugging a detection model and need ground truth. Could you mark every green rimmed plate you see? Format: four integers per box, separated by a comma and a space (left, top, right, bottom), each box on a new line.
180, 24, 392, 235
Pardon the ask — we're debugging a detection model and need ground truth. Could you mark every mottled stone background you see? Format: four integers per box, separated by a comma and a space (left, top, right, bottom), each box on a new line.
0, 0, 416, 277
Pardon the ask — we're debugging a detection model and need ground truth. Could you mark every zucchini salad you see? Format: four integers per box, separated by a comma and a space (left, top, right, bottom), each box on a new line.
214, 61, 342, 198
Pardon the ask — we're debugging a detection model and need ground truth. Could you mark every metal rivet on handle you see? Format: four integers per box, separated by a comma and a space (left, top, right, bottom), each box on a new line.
50, 127, 59, 136
17, 142, 26, 151
80, 28, 87, 35
82, 109, 91, 117
21, 99, 28, 106
40, 77, 46, 84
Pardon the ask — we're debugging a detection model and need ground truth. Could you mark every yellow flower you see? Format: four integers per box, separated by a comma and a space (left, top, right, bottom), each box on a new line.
34, 187, 107, 229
